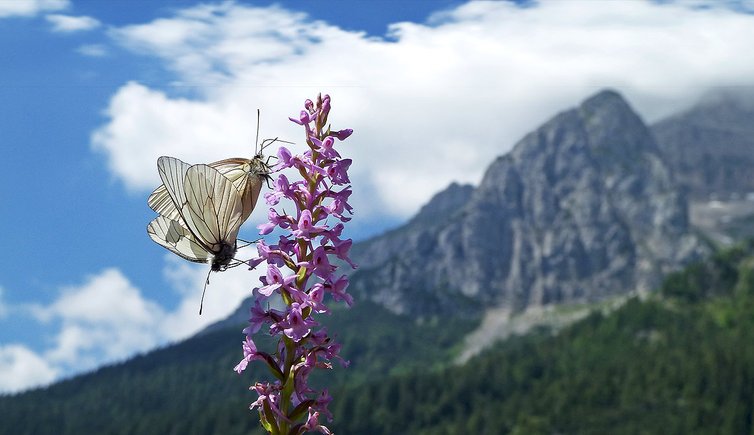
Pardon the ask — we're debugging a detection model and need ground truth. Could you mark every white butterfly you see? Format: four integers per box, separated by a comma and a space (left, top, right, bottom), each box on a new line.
147, 154, 272, 230
146, 112, 278, 313
147, 156, 258, 272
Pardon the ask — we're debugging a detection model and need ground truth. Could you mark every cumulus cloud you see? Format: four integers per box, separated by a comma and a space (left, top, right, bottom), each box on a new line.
0, 0, 67, 18
0, 288, 58, 394
46, 14, 100, 32
0, 345, 58, 393
0, 260, 263, 393
33, 268, 166, 369
158, 247, 263, 335
91, 0, 754, 224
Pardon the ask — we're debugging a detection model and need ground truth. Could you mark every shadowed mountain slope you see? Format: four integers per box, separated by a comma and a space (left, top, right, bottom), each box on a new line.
349, 90, 706, 317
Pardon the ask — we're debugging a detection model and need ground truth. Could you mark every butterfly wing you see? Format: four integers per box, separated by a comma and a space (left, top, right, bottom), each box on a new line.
148, 184, 181, 222
149, 157, 267, 223
149, 156, 194, 222
180, 164, 244, 249
211, 157, 267, 222
147, 215, 211, 263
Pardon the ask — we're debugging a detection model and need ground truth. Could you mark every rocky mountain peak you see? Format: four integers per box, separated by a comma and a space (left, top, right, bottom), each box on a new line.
409, 182, 474, 226
347, 90, 706, 318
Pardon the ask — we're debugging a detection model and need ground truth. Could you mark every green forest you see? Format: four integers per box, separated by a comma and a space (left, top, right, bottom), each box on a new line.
3, 242, 754, 434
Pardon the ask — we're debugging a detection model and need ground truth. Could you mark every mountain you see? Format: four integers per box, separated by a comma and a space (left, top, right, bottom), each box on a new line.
349, 90, 705, 317
204, 185, 479, 332
4, 241, 754, 434
327, 241, 754, 434
652, 90, 754, 200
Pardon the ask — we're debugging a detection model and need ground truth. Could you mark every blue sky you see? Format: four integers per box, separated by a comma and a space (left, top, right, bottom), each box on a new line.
1, 0, 754, 393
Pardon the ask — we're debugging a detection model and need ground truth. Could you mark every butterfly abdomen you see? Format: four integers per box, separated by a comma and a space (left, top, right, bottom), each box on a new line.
211, 242, 237, 271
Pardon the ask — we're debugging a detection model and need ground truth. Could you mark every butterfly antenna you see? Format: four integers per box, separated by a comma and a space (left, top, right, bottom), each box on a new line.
199, 268, 211, 315
261, 137, 294, 150
255, 109, 261, 155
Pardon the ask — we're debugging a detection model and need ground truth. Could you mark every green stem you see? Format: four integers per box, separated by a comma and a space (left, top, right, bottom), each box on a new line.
278, 336, 298, 434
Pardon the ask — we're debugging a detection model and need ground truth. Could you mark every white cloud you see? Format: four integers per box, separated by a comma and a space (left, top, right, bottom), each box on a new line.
0, 256, 263, 393
158, 247, 263, 335
0, 345, 58, 393
46, 13, 100, 32
91, 1, 754, 224
34, 268, 165, 369
110, 3, 318, 85
0, 0, 67, 18
76, 43, 107, 57
38, 264, 258, 367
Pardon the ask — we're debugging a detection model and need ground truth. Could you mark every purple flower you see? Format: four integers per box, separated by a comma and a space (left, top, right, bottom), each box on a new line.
292, 210, 327, 239
322, 198, 350, 222
289, 110, 311, 125
258, 208, 292, 235
311, 136, 340, 159
276, 146, 294, 169
257, 264, 296, 297
303, 411, 332, 435
333, 128, 353, 141
277, 235, 296, 254
314, 390, 333, 420
297, 246, 335, 280
249, 382, 284, 420
240, 94, 354, 434
281, 302, 318, 341
242, 300, 272, 336
247, 256, 265, 270
306, 283, 329, 314
326, 158, 351, 185
321, 223, 344, 244
294, 351, 318, 397
257, 221, 276, 236
264, 174, 291, 205
297, 154, 328, 178
326, 275, 353, 306
234, 336, 265, 373
332, 238, 357, 268
251, 241, 286, 268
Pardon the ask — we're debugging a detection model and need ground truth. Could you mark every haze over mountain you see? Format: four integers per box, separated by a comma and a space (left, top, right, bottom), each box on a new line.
652, 90, 754, 200
649, 91, 754, 246
348, 90, 706, 318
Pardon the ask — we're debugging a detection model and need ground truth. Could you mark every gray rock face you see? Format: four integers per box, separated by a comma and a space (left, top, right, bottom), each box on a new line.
652, 91, 754, 200
349, 90, 706, 317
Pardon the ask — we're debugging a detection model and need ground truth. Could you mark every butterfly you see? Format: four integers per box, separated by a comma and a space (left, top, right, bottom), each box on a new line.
146, 112, 280, 313
147, 154, 273, 314
147, 152, 273, 230
147, 112, 276, 270
147, 157, 244, 270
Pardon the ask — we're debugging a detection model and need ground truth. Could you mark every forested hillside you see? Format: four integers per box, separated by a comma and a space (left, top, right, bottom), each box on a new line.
329, 241, 754, 434
0, 303, 477, 434
3, 242, 754, 434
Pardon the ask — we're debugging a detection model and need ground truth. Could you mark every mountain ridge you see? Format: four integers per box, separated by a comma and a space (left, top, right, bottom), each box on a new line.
652, 90, 754, 200
348, 89, 706, 317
